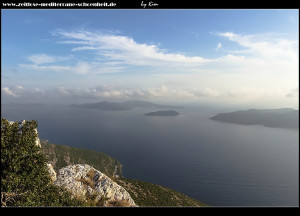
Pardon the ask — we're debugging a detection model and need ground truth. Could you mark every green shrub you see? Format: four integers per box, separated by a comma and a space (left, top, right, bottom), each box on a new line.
1, 118, 83, 207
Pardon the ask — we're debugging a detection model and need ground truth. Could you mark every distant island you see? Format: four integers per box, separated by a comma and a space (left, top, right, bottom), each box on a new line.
210, 108, 299, 129
122, 100, 183, 109
71, 100, 183, 111
3, 103, 45, 107
71, 101, 132, 111
144, 110, 180, 116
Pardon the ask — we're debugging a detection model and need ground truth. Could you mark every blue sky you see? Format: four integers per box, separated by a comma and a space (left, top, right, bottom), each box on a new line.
2, 9, 299, 107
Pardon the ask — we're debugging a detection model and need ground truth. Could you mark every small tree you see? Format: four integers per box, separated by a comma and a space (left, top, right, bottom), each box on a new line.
1, 118, 82, 207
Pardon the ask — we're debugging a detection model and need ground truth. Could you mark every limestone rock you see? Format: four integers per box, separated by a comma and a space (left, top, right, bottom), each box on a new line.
54, 164, 137, 207
47, 163, 57, 182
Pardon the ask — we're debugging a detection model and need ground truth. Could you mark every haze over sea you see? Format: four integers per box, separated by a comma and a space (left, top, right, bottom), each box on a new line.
2, 103, 298, 206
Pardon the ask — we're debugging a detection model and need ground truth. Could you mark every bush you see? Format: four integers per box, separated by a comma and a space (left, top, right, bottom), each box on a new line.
1, 118, 83, 207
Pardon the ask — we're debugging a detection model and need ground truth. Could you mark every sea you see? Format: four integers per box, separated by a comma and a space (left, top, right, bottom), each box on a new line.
1, 103, 299, 206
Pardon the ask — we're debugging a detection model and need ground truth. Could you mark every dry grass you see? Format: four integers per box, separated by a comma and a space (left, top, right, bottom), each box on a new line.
77, 169, 97, 189
107, 200, 131, 207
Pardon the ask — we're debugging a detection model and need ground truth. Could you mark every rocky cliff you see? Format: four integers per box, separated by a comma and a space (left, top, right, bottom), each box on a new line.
54, 164, 137, 207
8, 119, 137, 207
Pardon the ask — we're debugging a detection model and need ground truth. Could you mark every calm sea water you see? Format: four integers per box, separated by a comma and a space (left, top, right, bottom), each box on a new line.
2, 104, 299, 206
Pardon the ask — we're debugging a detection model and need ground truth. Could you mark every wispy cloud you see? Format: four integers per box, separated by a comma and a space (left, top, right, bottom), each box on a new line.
2, 83, 298, 108
19, 63, 71, 72
13, 29, 298, 107
20, 59, 123, 75
20, 53, 74, 73
216, 32, 298, 61
2, 85, 45, 98
2, 87, 20, 97
53, 29, 212, 69
27, 53, 70, 65
27, 53, 56, 64
216, 43, 222, 52
286, 88, 299, 98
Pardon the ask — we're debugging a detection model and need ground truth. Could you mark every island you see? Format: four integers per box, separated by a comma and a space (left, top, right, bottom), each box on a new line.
71, 100, 183, 111
122, 100, 183, 109
144, 110, 180, 116
71, 101, 133, 111
210, 108, 299, 129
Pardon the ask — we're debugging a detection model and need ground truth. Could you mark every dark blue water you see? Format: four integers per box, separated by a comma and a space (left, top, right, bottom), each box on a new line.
2, 104, 299, 206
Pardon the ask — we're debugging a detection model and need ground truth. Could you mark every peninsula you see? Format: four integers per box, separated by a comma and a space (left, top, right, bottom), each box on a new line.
210, 108, 299, 129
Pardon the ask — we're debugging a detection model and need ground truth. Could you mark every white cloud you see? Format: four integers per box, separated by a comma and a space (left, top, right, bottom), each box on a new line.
286, 88, 299, 98
49, 29, 298, 83
19, 63, 71, 72
74, 61, 92, 74
19, 29, 213, 75
27, 53, 56, 64
48, 84, 221, 101
216, 32, 298, 61
2, 87, 20, 97
216, 43, 222, 52
34, 88, 45, 95
56, 87, 71, 96
54, 29, 212, 69
2, 86, 48, 100
27, 53, 70, 65
2, 83, 298, 108
11, 30, 298, 108
15, 85, 24, 90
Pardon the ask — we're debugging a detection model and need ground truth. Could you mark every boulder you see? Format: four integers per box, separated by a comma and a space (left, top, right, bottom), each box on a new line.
54, 164, 137, 207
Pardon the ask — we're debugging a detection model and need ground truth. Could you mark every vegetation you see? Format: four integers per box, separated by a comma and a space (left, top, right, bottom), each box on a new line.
0, 118, 120, 207
40, 142, 207, 206
1, 118, 83, 207
40, 140, 122, 178
116, 178, 208, 207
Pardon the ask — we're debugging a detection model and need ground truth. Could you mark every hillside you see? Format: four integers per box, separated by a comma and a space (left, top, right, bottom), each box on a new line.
210, 108, 299, 129
40, 140, 122, 178
116, 178, 207, 207
41, 141, 207, 207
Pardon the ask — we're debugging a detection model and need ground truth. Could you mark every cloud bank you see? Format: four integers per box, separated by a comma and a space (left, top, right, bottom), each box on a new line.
6, 29, 298, 108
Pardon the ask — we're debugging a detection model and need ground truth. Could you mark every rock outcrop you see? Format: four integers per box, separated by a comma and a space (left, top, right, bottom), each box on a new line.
54, 164, 137, 207
47, 163, 57, 182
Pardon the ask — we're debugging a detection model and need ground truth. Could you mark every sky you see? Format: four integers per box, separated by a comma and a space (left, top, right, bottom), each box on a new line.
1, 9, 299, 108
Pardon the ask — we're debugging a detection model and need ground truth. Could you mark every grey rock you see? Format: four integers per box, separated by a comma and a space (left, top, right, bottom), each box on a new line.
54, 164, 137, 207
